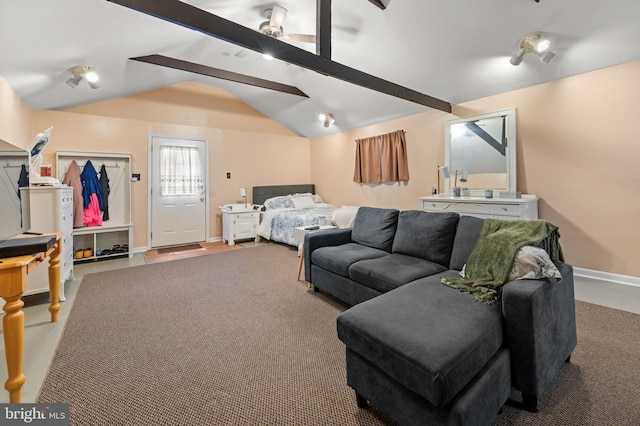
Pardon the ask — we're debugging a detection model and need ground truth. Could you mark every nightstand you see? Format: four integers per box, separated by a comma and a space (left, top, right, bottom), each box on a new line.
220, 207, 260, 246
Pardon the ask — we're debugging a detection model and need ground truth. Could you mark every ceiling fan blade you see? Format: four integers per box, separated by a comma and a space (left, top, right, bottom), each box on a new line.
285, 33, 316, 44
270, 4, 287, 28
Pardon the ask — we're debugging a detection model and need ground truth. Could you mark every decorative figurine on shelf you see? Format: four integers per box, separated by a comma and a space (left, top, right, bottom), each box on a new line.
26, 127, 61, 186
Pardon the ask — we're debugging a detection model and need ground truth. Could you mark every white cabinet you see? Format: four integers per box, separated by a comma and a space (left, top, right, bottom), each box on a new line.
419, 195, 538, 220
221, 209, 260, 245
23, 186, 74, 300
56, 151, 134, 262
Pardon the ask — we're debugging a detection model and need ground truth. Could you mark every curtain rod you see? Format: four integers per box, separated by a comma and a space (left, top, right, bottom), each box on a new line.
354, 129, 405, 141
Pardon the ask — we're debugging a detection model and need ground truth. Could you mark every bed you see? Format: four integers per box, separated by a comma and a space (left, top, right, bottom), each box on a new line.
253, 184, 337, 247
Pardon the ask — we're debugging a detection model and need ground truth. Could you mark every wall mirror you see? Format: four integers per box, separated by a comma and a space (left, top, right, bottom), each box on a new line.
443, 108, 516, 196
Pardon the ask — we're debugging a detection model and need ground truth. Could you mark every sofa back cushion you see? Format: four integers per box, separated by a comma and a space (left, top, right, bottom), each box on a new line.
392, 210, 460, 266
449, 215, 484, 270
351, 207, 399, 252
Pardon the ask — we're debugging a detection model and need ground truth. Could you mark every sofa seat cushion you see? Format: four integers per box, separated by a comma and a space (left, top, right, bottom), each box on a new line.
392, 210, 460, 266
337, 273, 504, 407
311, 243, 388, 278
349, 253, 447, 293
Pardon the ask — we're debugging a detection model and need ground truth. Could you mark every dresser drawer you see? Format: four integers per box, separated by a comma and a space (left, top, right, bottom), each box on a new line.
422, 201, 454, 212
483, 203, 522, 216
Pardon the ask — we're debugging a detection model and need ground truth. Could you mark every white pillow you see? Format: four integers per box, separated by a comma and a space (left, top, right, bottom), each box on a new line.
292, 196, 315, 209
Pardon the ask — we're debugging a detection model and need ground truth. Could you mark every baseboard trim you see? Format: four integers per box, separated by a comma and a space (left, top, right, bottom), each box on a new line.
573, 267, 640, 287
573, 267, 640, 314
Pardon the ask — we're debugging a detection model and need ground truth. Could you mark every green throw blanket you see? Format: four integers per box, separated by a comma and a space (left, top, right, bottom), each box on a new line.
441, 219, 564, 304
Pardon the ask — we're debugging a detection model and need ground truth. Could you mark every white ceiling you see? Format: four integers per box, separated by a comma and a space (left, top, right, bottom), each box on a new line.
1, 0, 639, 138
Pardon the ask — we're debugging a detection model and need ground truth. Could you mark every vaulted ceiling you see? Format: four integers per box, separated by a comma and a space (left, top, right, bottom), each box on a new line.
1, 0, 639, 138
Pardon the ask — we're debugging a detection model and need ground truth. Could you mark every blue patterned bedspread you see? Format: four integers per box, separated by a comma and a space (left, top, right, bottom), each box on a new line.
257, 204, 337, 246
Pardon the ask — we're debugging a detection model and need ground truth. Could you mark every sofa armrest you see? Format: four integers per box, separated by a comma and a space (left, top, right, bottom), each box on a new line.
304, 228, 353, 282
501, 262, 577, 406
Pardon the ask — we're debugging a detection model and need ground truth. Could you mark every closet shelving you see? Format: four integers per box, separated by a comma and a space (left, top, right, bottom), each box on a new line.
56, 151, 134, 262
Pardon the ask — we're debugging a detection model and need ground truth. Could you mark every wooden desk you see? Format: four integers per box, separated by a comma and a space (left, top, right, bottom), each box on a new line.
0, 232, 62, 403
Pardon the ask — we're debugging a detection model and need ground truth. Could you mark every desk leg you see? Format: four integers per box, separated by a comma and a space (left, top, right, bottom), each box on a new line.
2, 295, 26, 403
48, 239, 61, 323
297, 245, 304, 281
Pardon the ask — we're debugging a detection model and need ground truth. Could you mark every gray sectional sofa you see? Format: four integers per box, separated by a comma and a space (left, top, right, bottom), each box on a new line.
303, 207, 577, 426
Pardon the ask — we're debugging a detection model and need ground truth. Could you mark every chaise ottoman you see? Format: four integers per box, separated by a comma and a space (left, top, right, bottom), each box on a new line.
337, 273, 512, 425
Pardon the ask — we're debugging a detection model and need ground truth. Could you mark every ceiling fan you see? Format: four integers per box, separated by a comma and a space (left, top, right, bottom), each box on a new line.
259, 5, 316, 43
235, 4, 315, 58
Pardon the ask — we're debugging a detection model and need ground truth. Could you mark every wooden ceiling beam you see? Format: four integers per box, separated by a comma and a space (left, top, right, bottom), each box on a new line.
368, 0, 387, 10
107, 0, 451, 113
130, 54, 309, 97
316, 0, 332, 59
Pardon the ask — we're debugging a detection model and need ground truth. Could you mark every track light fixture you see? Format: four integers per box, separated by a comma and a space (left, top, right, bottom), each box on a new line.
65, 65, 101, 89
318, 112, 335, 128
510, 32, 555, 66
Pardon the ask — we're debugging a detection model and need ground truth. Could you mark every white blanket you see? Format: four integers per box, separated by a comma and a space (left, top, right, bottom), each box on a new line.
331, 205, 360, 228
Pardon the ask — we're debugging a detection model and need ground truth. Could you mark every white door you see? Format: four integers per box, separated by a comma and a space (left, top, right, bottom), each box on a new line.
150, 136, 207, 248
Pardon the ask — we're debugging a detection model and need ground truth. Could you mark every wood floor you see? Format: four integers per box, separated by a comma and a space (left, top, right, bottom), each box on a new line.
143, 241, 243, 264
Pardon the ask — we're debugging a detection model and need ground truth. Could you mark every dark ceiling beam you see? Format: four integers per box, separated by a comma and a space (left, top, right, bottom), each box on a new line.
316, 0, 331, 59
130, 54, 309, 97
368, 0, 386, 10
107, 0, 451, 113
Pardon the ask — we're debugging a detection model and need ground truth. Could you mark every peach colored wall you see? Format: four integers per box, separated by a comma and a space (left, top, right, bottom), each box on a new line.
0, 75, 32, 147
311, 61, 640, 278
68, 82, 296, 136
32, 85, 310, 250
311, 110, 450, 210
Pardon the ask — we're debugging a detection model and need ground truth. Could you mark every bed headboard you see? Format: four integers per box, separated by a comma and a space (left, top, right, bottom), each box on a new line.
252, 184, 315, 205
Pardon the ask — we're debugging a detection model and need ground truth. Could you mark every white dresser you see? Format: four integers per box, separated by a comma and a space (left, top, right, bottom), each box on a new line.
23, 186, 74, 300
419, 195, 538, 220
221, 207, 260, 246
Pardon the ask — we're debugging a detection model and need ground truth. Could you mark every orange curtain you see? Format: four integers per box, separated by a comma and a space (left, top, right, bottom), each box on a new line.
353, 136, 381, 183
353, 130, 409, 183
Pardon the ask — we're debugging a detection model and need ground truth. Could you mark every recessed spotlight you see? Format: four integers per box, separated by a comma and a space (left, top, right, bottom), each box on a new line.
262, 53, 274, 60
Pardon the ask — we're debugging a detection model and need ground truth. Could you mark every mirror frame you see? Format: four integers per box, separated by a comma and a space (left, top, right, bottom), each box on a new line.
444, 108, 517, 196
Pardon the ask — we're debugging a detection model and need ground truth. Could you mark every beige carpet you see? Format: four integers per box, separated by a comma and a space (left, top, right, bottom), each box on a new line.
38, 245, 640, 425
143, 241, 242, 264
